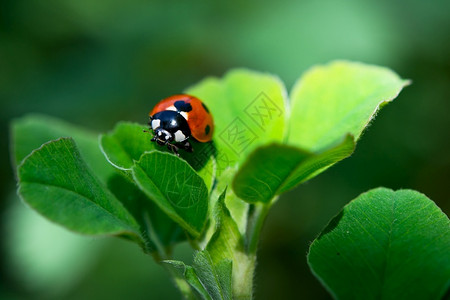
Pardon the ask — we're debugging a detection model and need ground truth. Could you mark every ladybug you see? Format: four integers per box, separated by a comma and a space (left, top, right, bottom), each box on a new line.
148, 94, 214, 155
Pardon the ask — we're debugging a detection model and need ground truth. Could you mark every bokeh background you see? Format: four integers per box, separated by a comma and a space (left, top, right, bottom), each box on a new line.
1, 0, 449, 299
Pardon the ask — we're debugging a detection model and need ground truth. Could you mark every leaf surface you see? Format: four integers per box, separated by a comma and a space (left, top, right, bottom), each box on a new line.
132, 151, 209, 237
186, 69, 287, 176
18, 138, 144, 247
288, 61, 410, 151
308, 188, 450, 299
233, 135, 354, 203
233, 61, 408, 203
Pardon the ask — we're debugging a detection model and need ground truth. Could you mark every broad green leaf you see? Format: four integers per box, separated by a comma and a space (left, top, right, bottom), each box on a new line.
186, 69, 288, 176
233, 135, 355, 203
11, 114, 114, 182
308, 188, 450, 300
288, 61, 410, 151
17, 138, 145, 247
193, 251, 232, 300
206, 189, 253, 299
107, 174, 185, 254
132, 151, 208, 237
233, 61, 408, 203
100, 122, 215, 191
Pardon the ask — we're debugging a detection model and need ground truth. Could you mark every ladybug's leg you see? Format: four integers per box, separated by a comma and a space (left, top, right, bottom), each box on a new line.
181, 140, 193, 152
166, 142, 180, 157
145, 117, 153, 134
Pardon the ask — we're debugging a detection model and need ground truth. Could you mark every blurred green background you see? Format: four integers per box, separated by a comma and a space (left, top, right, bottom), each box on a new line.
1, 0, 449, 299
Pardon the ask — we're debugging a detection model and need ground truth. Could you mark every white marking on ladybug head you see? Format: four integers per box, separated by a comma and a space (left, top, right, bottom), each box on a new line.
154, 128, 173, 143
151, 119, 161, 129
174, 130, 186, 142
179, 111, 188, 120
166, 105, 177, 112
170, 119, 177, 126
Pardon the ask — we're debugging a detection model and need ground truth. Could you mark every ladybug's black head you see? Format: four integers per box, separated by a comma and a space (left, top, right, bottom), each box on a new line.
152, 128, 174, 145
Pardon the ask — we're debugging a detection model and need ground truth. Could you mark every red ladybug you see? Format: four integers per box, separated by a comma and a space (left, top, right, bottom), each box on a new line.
148, 94, 214, 155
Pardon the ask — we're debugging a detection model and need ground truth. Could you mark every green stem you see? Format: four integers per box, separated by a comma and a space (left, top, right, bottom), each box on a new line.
231, 198, 275, 299
246, 200, 273, 255
143, 211, 168, 259
232, 252, 256, 300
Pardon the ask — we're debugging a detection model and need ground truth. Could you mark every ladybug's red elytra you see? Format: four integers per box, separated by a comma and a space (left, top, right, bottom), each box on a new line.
148, 94, 214, 155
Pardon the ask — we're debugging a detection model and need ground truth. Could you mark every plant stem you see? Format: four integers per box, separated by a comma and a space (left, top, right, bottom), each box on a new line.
231, 198, 275, 299
143, 211, 168, 259
232, 252, 256, 300
246, 200, 274, 255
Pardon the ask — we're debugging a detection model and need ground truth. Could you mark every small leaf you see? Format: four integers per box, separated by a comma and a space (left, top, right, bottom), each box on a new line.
17, 138, 145, 247
11, 114, 114, 182
308, 188, 450, 299
186, 69, 288, 176
206, 189, 253, 299
132, 151, 208, 237
100, 122, 215, 190
233, 135, 354, 203
163, 260, 212, 300
100, 122, 156, 170
207, 189, 243, 264
193, 251, 233, 300
208, 167, 249, 236
288, 61, 410, 151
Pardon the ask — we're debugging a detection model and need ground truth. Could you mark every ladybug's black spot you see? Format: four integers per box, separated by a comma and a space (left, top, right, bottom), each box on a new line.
201, 102, 210, 113
174, 101, 192, 112
205, 124, 210, 135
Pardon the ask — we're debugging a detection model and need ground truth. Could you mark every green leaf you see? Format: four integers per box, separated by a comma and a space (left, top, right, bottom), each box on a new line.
132, 151, 209, 237
233, 61, 408, 203
233, 135, 355, 203
288, 61, 410, 151
100, 122, 156, 170
11, 114, 114, 182
107, 174, 185, 254
186, 69, 288, 235
193, 251, 232, 300
17, 138, 145, 247
205, 167, 249, 237
186, 69, 288, 176
207, 189, 244, 264
163, 260, 212, 300
206, 189, 254, 299
100, 122, 215, 191
164, 254, 233, 300
308, 188, 450, 299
